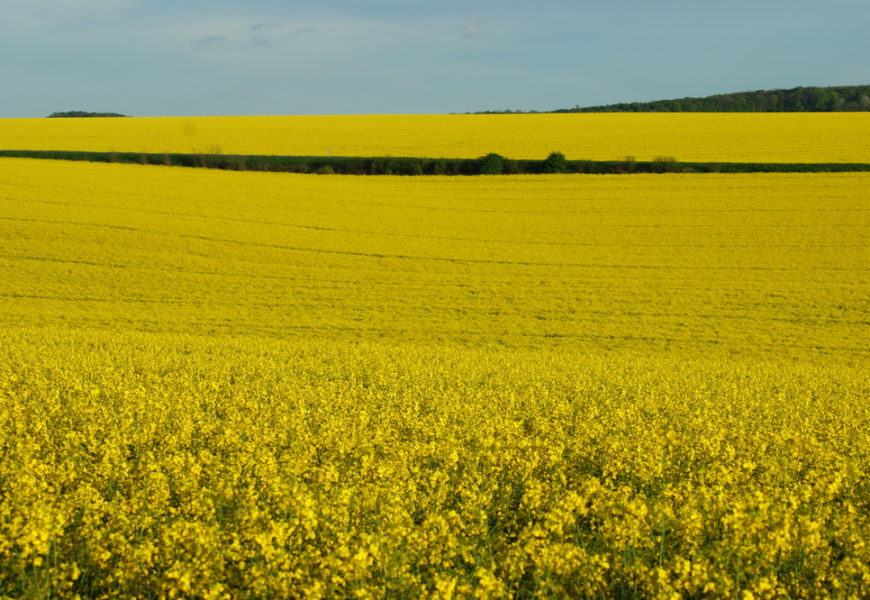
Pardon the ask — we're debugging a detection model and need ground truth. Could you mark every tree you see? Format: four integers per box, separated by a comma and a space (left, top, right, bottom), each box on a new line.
477, 153, 506, 175
543, 152, 568, 173
47, 111, 128, 118
652, 156, 679, 173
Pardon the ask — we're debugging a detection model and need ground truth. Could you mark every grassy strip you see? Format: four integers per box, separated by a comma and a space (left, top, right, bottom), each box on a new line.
2, 149, 870, 175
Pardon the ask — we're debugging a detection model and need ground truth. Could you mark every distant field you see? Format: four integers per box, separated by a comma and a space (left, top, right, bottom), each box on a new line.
1, 159, 868, 598
2, 112, 870, 162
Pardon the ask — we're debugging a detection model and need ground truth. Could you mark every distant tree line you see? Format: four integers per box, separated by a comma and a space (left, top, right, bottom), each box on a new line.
555, 85, 870, 113
3, 149, 870, 175
47, 111, 130, 118
471, 85, 870, 114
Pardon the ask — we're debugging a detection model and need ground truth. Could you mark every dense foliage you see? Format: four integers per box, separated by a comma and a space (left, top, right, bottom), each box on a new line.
556, 85, 870, 113
47, 111, 129, 118
2, 149, 870, 175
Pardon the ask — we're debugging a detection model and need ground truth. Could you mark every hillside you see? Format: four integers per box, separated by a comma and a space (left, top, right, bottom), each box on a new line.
1, 157, 868, 597
555, 85, 870, 113
2, 158, 867, 353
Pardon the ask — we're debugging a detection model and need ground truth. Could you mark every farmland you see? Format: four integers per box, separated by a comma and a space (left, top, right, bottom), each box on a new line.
1, 155, 868, 598
1, 159, 868, 354
1, 113, 870, 162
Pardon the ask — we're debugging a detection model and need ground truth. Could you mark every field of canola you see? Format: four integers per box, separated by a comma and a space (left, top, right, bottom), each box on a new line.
0, 157, 868, 599
2, 113, 870, 162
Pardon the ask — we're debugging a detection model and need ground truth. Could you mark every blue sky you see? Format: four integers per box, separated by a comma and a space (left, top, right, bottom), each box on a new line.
1, 0, 867, 117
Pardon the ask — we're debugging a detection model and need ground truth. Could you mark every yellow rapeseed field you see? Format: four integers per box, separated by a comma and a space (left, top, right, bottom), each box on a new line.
1, 159, 868, 353
1, 158, 868, 598
2, 113, 870, 162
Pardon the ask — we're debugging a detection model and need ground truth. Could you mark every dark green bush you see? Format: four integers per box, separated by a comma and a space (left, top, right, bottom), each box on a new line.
543, 152, 568, 173
477, 153, 507, 175
652, 156, 679, 173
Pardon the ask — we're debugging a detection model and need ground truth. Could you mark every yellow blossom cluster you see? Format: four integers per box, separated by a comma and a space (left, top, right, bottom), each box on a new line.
0, 331, 867, 598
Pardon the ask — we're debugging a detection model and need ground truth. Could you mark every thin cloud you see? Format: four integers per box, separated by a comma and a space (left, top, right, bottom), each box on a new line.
0, 0, 136, 13
193, 34, 232, 48
292, 26, 319, 36
249, 21, 280, 46
250, 21, 280, 34
189, 20, 319, 50
0, 0, 139, 32
460, 18, 485, 39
